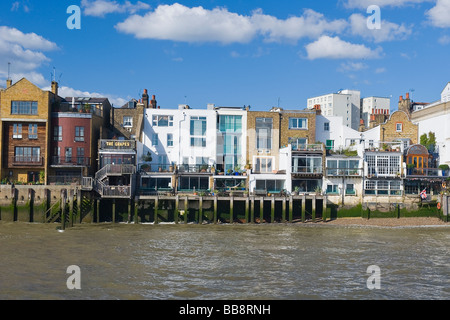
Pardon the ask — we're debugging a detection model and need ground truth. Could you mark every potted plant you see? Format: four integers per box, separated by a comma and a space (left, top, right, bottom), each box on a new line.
439, 164, 449, 177
293, 186, 300, 196
142, 152, 152, 162
140, 164, 150, 172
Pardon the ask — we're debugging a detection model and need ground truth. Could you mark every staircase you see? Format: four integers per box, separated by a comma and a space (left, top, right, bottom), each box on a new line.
84, 164, 137, 199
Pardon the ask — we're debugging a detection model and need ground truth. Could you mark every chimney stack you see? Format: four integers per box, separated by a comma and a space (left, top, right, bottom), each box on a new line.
142, 89, 149, 108
6, 79, 12, 88
405, 93, 410, 100
51, 81, 58, 96
399, 96, 403, 102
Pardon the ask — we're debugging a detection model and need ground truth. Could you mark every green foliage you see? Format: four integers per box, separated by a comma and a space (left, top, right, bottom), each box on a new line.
420, 132, 436, 152
439, 164, 449, 171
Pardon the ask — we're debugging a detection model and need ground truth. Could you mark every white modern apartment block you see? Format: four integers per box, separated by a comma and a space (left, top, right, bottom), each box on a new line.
307, 89, 361, 130
142, 105, 218, 170
361, 96, 390, 128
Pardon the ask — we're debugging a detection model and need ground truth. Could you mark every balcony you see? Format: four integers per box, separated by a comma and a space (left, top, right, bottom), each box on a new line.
291, 166, 323, 175
102, 185, 132, 198
406, 168, 446, 178
292, 144, 324, 152
178, 165, 213, 174
326, 168, 363, 177
51, 156, 91, 167
139, 163, 175, 173
12, 156, 44, 166
48, 175, 82, 185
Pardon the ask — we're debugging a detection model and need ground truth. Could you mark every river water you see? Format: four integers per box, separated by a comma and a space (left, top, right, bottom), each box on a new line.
0, 222, 448, 300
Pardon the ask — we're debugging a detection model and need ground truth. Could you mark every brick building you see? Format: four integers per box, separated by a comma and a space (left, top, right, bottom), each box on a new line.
379, 110, 418, 150
0, 78, 61, 184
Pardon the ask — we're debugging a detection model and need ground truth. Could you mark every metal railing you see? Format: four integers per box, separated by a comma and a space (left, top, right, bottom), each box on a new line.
177, 165, 213, 174
82, 177, 93, 190
326, 168, 362, 176
12, 156, 44, 166
292, 144, 324, 152
96, 164, 136, 180
139, 163, 175, 173
406, 168, 446, 177
102, 186, 132, 198
291, 166, 323, 174
48, 176, 82, 185
51, 156, 91, 166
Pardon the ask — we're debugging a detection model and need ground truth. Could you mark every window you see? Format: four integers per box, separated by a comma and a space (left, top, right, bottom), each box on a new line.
292, 156, 322, 174
190, 116, 207, 136
167, 134, 173, 147
190, 116, 207, 147
152, 115, 174, 127
366, 154, 401, 176
327, 185, 339, 194
255, 180, 284, 192
75, 127, 84, 142
54, 126, 62, 141
396, 123, 403, 132
191, 137, 206, 147
28, 124, 38, 139
123, 116, 133, 128
346, 184, 355, 195
77, 147, 85, 165
15, 147, 40, 162
65, 148, 72, 162
289, 137, 308, 149
11, 101, 38, 115
324, 122, 330, 131
54, 147, 61, 164
256, 118, 272, 149
255, 157, 273, 173
152, 134, 159, 146
13, 124, 22, 139
289, 118, 308, 129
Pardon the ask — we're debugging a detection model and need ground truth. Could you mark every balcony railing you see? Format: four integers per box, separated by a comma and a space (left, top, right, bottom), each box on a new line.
12, 156, 44, 166
178, 165, 213, 174
102, 186, 132, 198
292, 144, 324, 152
326, 168, 363, 177
406, 168, 446, 177
51, 156, 91, 166
291, 166, 323, 174
139, 164, 175, 173
48, 175, 82, 185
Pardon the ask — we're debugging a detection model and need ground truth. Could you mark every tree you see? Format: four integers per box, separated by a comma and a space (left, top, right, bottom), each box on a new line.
420, 132, 436, 152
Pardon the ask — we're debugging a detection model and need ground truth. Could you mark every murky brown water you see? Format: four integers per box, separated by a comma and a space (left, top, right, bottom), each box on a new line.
0, 222, 448, 300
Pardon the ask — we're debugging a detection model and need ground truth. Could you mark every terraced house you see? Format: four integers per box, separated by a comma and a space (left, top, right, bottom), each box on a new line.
0, 78, 60, 184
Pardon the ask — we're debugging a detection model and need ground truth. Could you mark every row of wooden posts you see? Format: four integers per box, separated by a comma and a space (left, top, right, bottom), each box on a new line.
93, 195, 328, 226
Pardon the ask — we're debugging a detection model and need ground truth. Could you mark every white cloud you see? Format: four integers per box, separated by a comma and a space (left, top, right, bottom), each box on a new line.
81, 0, 150, 17
305, 36, 382, 60
375, 67, 387, 73
0, 26, 57, 87
426, 0, 450, 28
344, 0, 432, 9
338, 61, 369, 72
115, 4, 347, 44
438, 35, 450, 44
348, 14, 412, 43
42, 85, 129, 107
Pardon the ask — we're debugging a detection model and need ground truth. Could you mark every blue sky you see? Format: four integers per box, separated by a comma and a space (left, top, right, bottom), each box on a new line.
0, 0, 449, 110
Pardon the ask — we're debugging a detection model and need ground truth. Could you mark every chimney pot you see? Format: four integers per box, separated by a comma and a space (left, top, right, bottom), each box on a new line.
406, 93, 410, 99
400, 96, 403, 102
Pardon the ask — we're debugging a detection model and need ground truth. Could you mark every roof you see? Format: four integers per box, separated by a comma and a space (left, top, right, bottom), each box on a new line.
64, 97, 109, 104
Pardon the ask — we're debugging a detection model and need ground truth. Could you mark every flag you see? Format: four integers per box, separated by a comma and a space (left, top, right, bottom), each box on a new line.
420, 189, 427, 200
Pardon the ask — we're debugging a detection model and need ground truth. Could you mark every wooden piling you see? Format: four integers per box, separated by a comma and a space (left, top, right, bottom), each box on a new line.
271, 197, 275, 223
230, 196, 234, 223
127, 199, 132, 223
96, 199, 100, 223
213, 196, 218, 224
282, 198, 286, 223
245, 197, 249, 223
112, 199, 116, 224
69, 190, 74, 227
250, 197, 255, 223
259, 197, 264, 224
301, 195, 306, 223
77, 189, 82, 224
134, 199, 139, 224
199, 197, 203, 224
61, 190, 66, 230
184, 197, 188, 224
289, 196, 293, 223
323, 197, 327, 222
175, 196, 179, 224
154, 198, 159, 224
312, 196, 316, 223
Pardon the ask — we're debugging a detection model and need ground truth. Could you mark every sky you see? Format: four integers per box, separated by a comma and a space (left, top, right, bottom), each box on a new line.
0, 0, 449, 111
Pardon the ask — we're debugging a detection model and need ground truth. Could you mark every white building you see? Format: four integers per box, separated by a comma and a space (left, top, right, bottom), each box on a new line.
307, 89, 361, 130
442, 82, 450, 103
316, 114, 380, 153
361, 96, 390, 128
